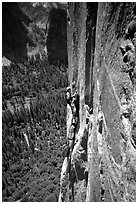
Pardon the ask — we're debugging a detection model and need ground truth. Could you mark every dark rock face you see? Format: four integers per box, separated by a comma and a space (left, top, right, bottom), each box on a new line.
2, 3, 67, 65
2, 3, 34, 62
85, 2, 98, 109
47, 8, 67, 65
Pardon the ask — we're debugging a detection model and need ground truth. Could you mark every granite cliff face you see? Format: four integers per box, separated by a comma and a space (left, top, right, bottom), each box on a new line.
2, 2, 136, 202
59, 2, 136, 202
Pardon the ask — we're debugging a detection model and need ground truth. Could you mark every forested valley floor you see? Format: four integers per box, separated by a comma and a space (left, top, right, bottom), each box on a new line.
2, 58, 67, 202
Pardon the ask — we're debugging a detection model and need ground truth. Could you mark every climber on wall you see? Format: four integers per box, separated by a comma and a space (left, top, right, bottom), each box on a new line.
85, 104, 90, 130
120, 40, 135, 64
121, 16, 136, 63
66, 86, 74, 153
70, 92, 79, 150
120, 17, 136, 85
97, 110, 103, 134
71, 92, 79, 126
84, 104, 93, 133
65, 86, 80, 154
66, 86, 72, 106
59, 86, 80, 202
67, 123, 76, 153
66, 85, 80, 123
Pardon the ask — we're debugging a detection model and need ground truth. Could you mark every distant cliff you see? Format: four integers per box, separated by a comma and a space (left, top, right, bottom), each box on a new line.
2, 2, 67, 65
2, 3, 33, 62
59, 2, 136, 202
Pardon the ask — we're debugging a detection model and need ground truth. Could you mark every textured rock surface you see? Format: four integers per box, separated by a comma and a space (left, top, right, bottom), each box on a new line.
88, 3, 136, 201
59, 2, 136, 202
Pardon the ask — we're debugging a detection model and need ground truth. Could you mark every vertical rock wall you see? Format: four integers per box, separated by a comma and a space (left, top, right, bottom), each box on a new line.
59, 3, 88, 202
59, 2, 136, 202
47, 8, 67, 65
2, 3, 33, 62
88, 2, 136, 201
